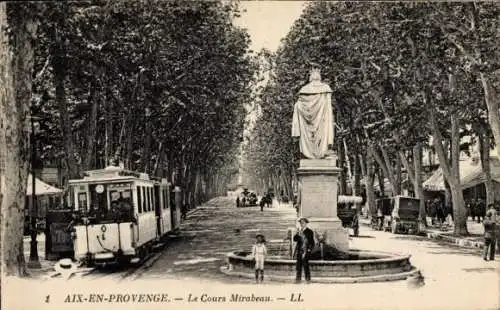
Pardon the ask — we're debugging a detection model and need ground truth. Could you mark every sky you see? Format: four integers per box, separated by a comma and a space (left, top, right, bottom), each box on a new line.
233, 1, 308, 53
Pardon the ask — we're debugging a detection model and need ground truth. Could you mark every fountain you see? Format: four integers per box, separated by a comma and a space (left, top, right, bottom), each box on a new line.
220, 222, 419, 283
220, 67, 419, 283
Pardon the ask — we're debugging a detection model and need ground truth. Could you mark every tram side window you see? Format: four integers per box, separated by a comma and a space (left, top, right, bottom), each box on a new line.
78, 193, 88, 211
150, 187, 154, 211
142, 186, 147, 213
137, 186, 142, 213
146, 187, 151, 212
152, 187, 156, 211
151, 187, 154, 211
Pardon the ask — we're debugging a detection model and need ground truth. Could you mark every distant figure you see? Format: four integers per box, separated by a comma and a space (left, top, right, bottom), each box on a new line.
487, 203, 497, 221
293, 217, 315, 283
267, 194, 273, 208
352, 213, 359, 237
252, 234, 267, 283
435, 199, 445, 226
376, 206, 384, 230
259, 198, 264, 212
483, 211, 496, 261
236, 196, 240, 208
476, 199, 486, 223
181, 203, 188, 220
465, 200, 472, 220
427, 200, 437, 225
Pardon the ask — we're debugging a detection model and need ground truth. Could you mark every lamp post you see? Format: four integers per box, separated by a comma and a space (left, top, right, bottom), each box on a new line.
27, 115, 41, 269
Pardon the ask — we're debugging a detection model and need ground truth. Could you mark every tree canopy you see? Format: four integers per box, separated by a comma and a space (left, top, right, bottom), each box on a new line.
242, 2, 499, 235
29, 0, 256, 203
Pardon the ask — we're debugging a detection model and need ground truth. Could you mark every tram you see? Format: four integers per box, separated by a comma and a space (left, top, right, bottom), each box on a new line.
68, 166, 179, 265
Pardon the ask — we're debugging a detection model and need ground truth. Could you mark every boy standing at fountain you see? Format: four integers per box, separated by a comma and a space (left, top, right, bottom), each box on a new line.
252, 234, 267, 283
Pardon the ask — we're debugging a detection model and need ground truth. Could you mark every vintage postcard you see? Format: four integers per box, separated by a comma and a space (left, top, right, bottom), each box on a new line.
1, 1, 499, 310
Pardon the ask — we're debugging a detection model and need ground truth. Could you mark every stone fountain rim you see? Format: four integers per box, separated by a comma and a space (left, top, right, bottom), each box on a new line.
227, 249, 411, 265
220, 265, 420, 284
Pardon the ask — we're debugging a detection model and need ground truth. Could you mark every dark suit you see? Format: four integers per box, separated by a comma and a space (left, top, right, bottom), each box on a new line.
293, 227, 315, 281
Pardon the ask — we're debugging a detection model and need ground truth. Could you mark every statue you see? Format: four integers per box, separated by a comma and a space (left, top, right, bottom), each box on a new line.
292, 67, 335, 159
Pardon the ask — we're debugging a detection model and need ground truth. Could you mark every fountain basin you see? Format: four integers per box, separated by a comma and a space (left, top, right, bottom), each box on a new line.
220, 249, 419, 283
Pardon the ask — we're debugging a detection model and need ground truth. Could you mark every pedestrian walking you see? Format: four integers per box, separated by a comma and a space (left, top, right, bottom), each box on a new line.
236, 196, 240, 208
483, 210, 496, 261
252, 234, 267, 283
259, 198, 264, 212
293, 217, 315, 283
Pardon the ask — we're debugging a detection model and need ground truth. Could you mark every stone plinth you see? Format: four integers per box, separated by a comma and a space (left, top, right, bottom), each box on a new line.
297, 158, 349, 252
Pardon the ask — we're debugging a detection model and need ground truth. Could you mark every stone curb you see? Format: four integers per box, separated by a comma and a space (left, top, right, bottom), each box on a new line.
359, 219, 485, 249
219, 266, 420, 284
425, 231, 484, 249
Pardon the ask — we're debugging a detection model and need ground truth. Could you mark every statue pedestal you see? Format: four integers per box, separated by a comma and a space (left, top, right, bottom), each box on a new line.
297, 158, 349, 252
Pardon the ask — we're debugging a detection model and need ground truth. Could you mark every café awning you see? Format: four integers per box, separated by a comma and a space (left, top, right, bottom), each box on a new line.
423, 156, 500, 191
26, 174, 63, 196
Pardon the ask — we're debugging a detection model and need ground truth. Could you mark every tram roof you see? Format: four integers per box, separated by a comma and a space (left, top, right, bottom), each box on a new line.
69, 166, 158, 184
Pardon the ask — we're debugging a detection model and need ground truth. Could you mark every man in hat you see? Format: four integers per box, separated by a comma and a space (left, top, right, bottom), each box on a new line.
483, 210, 496, 261
293, 217, 315, 283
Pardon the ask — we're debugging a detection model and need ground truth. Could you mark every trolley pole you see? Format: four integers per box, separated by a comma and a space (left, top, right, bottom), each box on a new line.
27, 116, 41, 269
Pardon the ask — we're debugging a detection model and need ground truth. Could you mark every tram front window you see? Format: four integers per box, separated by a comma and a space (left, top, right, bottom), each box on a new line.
108, 184, 134, 221
85, 183, 134, 222
88, 184, 109, 219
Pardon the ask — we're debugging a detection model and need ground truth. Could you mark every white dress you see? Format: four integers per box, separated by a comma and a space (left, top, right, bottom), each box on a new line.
252, 243, 267, 270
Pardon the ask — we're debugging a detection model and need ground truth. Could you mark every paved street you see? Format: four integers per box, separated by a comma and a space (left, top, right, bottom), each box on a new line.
17, 196, 499, 310
80, 196, 498, 309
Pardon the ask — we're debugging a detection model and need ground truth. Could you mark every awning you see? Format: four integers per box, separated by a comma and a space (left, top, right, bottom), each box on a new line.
26, 174, 63, 196
423, 156, 500, 191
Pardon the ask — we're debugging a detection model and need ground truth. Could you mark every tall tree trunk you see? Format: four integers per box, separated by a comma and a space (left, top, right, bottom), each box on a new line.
125, 121, 133, 170
413, 143, 426, 225
104, 97, 113, 166
394, 154, 402, 195
363, 153, 376, 218
430, 106, 468, 236
153, 142, 163, 177
338, 138, 347, 194
478, 123, 495, 205
354, 154, 361, 196
142, 107, 152, 173
371, 145, 400, 196
1, 2, 37, 276
53, 19, 78, 186
480, 74, 500, 159
83, 80, 98, 170
377, 166, 385, 197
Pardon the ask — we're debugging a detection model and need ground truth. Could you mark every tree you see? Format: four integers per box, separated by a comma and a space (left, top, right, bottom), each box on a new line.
1, 2, 39, 276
